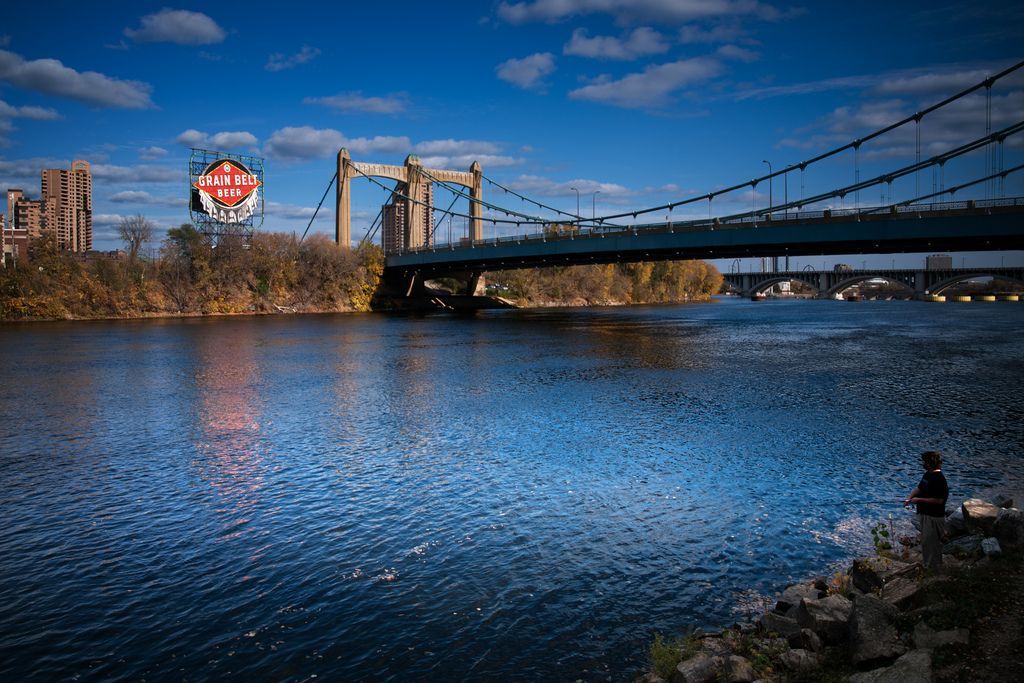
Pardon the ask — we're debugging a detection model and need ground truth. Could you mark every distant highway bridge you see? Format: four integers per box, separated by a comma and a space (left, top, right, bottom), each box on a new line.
722, 265, 1024, 298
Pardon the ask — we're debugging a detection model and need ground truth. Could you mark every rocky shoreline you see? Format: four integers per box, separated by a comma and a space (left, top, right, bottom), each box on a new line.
639, 495, 1024, 683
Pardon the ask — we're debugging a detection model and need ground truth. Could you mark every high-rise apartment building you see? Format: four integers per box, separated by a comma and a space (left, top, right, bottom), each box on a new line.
381, 181, 434, 253
41, 160, 92, 252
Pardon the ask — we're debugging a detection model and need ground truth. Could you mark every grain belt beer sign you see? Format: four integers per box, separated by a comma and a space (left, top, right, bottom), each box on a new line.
192, 158, 262, 223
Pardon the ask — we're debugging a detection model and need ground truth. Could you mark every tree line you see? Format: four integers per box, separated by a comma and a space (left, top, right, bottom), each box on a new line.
1, 215, 724, 320
486, 260, 724, 306
0, 217, 383, 320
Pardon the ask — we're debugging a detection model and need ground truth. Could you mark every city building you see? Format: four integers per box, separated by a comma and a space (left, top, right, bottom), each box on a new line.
926, 254, 953, 270
2, 160, 94, 258
2, 226, 29, 265
381, 181, 434, 253
41, 160, 92, 252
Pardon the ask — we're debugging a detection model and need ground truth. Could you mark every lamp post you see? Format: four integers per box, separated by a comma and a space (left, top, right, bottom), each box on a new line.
570, 186, 580, 223
592, 191, 600, 221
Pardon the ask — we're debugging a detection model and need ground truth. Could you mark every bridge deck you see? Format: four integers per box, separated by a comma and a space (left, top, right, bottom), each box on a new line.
384, 199, 1024, 276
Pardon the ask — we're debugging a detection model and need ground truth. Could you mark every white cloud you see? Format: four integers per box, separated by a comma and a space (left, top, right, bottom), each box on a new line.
563, 27, 668, 60
304, 91, 407, 114
175, 129, 258, 150
498, 0, 782, 25
413, 139, 502, 156
569, 56, 723, 108
0, 99, 60, 120
139, 146, 168, 160
125, 9, 225, 45
265, 201, 326, 220
109, 190, 180, 207
496, 52, 555, 89
507, 173, 632, 197
90, 163, 180, 183
262, 127, 411, 161
419, 153, 524, 169
0, 49, 153, 109
678, 23, 748, 43
265, 46, 321, 72
734, 64, 1022, 102
716, 44, 759, 62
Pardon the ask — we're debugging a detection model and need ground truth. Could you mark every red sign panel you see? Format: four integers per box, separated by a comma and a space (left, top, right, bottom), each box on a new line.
192, 159, 262, 222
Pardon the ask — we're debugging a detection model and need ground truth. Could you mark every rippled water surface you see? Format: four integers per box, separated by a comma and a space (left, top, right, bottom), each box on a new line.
2, 299, 1023, 680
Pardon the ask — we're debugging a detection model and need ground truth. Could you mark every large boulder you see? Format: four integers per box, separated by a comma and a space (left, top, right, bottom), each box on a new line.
673, 653, 721, 683
848, 650, 932, 683
849, 595, 907, 667
794, 594, 853, 644
962, 499, 1000, 534
992, 494, 1014, 509
760, 611, 801, 638
849, 557, 914, 593
945, 508, 968, 537
787, 628, 823, 653
913, 621, 969, 649
994, 507, 1024, 547
943, 533, 984, 558
724, 655, 755, 683
775, 583, 823, 613
778, 649, 822, 673
880, 576, 922, 610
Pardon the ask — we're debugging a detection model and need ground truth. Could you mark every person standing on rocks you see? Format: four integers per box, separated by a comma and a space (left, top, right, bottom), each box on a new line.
903, 450, 949, 570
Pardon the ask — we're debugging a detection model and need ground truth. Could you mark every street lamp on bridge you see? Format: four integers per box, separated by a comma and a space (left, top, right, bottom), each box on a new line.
762, 160, 773, 216
592, 190, 600, 222
570, 186, 580, 222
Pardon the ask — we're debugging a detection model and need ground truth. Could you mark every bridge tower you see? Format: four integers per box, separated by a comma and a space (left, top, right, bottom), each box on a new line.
335, 149, 483, 250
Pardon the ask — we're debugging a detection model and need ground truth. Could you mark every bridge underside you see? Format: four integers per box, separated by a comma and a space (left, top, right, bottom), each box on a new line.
383, 209, 1024, 279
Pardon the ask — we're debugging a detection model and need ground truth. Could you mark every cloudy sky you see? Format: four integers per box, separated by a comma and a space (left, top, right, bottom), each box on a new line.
1, 1, 1022, 268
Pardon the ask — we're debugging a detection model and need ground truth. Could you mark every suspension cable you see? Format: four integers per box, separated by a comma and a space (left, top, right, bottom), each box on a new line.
299, 172, 337, 243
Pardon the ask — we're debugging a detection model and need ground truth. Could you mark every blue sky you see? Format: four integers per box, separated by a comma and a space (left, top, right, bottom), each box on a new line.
1, 1, 1022, 269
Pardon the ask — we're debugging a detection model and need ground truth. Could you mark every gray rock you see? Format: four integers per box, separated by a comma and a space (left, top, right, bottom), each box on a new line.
760, 611, 801, 638
775, 583, 823, 612
786, 627, 823, 653
636, 673, 666, 683
913, 621, 970, 649
849, 557, 914, 593
673, 653, 721, 683
732, 621, 757, 635
982, 537, 1002, 557
725, 655, 755, 683
849, 595, 906, 667
962, 498, 1000, 534
848, 650, 932, 683
943, 533, 984, 558
992, 494, 1014, 509
880, 576, 922, 610
794, 594, 853, 644
994, 507, 1024, 547
945, 508, 967, 536
778, 649, 822, 673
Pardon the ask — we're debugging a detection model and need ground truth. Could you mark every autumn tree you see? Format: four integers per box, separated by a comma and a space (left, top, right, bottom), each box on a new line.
118, 214, 154, 261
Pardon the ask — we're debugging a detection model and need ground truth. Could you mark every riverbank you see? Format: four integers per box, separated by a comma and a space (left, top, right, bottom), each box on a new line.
639, 495, 1024, 682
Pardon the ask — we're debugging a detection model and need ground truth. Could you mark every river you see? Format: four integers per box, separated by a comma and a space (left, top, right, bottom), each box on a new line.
1, 298, 1022, 680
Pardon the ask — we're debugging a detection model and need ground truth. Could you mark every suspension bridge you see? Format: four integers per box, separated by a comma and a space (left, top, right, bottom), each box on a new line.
299, 61, 1024, 300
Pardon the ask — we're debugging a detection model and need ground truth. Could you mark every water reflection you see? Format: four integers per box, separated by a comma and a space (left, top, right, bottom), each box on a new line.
189, 323, 267, 513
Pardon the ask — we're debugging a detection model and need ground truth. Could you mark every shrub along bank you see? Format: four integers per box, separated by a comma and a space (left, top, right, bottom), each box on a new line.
0, 230, 383, 320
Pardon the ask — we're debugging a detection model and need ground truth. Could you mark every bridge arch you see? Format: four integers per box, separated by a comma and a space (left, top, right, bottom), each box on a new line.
824, 275, 916, 298
927, 272, 1024, 295
750, 276, 821, 295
